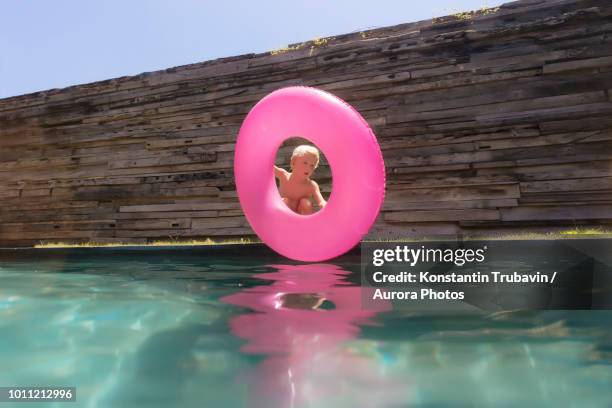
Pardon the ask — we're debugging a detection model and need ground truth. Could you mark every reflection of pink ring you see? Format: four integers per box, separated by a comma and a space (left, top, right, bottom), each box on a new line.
234, 86, 385, 261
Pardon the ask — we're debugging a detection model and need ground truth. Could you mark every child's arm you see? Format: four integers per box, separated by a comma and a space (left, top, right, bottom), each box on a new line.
274, 165, 288, 180
311, 181, 327, 209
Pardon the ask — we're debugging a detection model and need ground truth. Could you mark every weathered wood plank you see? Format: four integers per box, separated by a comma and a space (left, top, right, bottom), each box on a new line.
520, 191, 612, 204
367, 222, 461, 238
520, 177, 612, 193
501, 205, 612, 221
543, 56, 612, 74
385, 184, 521, 202
119, 203, 242, 212
385, 209, 501, 223
383, 198, 518, 211
191, 217, 248, 229
387, 91, 607, 124
477, 160, 612, 180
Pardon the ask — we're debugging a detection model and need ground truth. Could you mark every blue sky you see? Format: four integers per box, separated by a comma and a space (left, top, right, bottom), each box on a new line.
0, 0, 505, 99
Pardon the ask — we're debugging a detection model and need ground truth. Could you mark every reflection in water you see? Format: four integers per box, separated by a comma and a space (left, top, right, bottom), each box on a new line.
221, 264, 409, 408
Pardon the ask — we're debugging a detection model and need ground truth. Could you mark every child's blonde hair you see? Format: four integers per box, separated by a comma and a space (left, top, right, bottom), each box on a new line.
291, 145, 320, 167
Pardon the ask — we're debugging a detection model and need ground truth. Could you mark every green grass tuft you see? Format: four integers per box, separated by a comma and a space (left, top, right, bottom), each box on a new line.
34, 237, 256, 249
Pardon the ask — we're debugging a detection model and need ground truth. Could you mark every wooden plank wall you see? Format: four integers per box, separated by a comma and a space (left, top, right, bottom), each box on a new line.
1, 0, 611, 246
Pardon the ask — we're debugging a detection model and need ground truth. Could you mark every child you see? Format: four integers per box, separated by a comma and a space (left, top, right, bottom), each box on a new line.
274, 145, 327, 215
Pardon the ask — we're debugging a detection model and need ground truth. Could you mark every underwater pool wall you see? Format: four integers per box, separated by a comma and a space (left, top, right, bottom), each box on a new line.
1, 0, 612, 246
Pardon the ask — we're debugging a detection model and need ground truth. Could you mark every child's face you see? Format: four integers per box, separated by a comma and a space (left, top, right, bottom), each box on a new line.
291, 153, 318, 179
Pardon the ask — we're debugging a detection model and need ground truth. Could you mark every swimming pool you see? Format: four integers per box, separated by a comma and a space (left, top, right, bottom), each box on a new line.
1, 244, 611, 407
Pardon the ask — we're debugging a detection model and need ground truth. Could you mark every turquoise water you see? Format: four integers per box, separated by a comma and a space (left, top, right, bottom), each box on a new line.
0, 246, 611, 408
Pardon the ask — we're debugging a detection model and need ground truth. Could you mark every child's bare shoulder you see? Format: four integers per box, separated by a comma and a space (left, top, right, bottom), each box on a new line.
308, 179, 320, 191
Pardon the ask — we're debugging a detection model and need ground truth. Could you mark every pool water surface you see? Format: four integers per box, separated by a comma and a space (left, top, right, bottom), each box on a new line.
0, 244, 611, 408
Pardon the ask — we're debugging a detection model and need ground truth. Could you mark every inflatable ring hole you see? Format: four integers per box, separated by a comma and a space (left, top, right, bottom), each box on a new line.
274, 136, 332, 216
278, 293, 329, 310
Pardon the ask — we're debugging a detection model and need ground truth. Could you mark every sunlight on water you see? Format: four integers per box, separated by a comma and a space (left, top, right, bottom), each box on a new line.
0, 248, 611, 407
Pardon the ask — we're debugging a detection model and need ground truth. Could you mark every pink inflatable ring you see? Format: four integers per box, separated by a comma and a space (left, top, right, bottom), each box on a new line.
234, 86, 385, 261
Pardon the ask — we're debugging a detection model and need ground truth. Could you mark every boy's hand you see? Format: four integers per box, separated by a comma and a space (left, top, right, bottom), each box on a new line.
312, 181, 327, 209
274, 165, 289, 180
